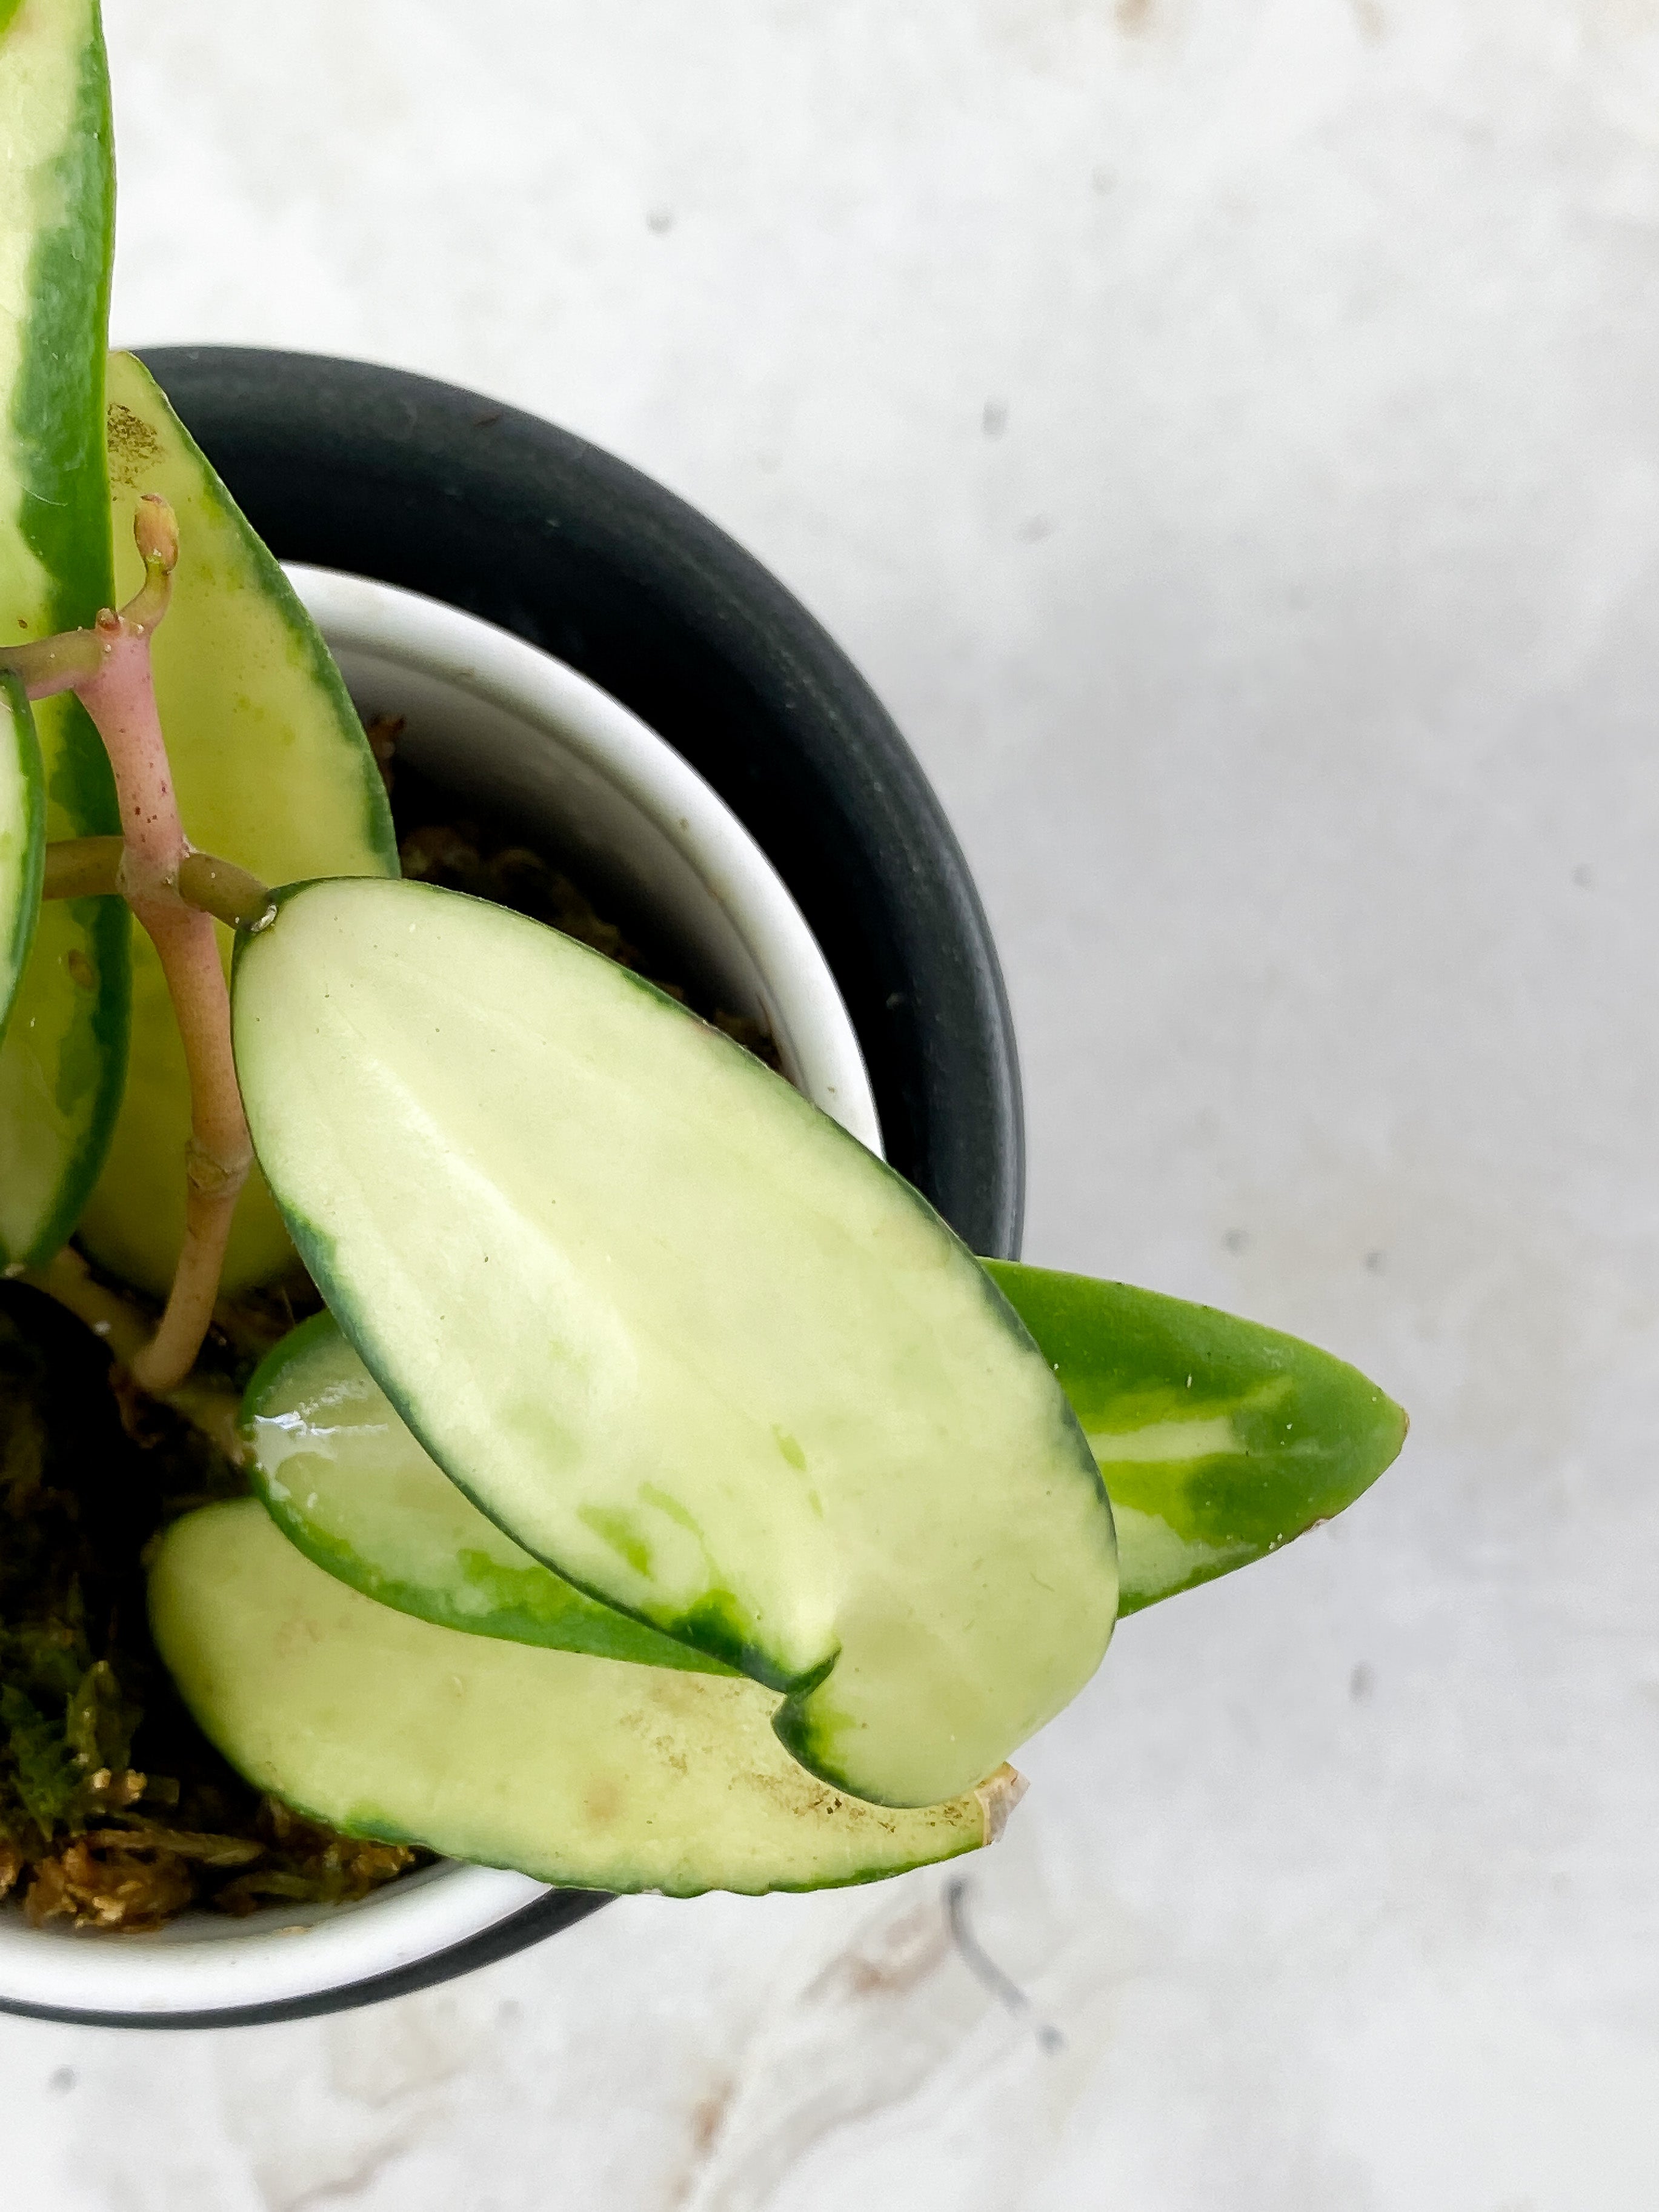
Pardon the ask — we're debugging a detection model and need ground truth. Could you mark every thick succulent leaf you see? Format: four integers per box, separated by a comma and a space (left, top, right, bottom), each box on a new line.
150, 1501, 1011, 1897
231, 876, 1117, 1808
243, 1310, 738, 1674
245, 1267, 1405, 1683
983, 1260, 1408, 1614
75, 351, 398, 1297
0, 669, 42, 1038
0, 0, 128, 1266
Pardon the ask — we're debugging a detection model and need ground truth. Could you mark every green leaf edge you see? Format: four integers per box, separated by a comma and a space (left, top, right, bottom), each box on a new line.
241, 1309, 741, 1677
116, 351, 400, 880
231, 880, 1112, 1710
0, 0, 131, 1266
0, 670, 44, 1043
985, 1258, 1408, 1615
149, 1500, 986, 1898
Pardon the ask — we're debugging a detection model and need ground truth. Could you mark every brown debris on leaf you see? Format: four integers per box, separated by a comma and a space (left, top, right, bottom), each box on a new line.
972, 1764, 1028, 1845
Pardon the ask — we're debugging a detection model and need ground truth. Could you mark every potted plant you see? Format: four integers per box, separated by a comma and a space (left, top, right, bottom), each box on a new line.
0, 0, 1406, 2027
0, 548, 911, 2027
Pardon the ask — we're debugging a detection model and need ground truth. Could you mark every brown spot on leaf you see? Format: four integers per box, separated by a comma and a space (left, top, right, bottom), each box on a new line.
106, 404, 163, 490
585, 1775, 624, 1827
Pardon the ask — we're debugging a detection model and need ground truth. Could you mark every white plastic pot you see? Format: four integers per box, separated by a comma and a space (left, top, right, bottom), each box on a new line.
0, 570, 880, 2028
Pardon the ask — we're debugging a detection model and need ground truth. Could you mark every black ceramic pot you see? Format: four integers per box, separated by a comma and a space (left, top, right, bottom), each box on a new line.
142, 348, 1022, 1257
12, 350, 1023, 2027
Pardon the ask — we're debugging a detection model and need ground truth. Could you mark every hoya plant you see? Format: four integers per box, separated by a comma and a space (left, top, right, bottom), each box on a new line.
0, 0, 1405, 1907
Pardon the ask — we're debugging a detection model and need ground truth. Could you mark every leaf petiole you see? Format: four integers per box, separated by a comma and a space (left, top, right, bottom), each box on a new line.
0, 496, 257, 1394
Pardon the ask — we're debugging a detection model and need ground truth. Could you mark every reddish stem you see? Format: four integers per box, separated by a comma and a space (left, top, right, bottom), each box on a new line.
1, 497, 253, 1394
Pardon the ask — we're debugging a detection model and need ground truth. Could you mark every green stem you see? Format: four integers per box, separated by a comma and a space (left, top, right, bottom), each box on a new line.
42, 837, 274, 932
41, 834, 123, 900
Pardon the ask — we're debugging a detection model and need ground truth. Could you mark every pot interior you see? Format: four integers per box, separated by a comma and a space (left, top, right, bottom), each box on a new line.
301, 567, 882, 1155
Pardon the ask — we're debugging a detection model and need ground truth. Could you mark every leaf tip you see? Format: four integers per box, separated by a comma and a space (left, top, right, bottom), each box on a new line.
974, 1762, 1028, 1845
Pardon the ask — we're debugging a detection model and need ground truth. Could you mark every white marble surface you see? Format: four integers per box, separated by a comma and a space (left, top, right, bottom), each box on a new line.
8, 1, 1659, 2201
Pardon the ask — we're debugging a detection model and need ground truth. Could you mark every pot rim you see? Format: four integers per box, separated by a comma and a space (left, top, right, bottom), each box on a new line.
0, 569, 881, 2029
291, 565, 883, 1158
137, 347, 1025, 1261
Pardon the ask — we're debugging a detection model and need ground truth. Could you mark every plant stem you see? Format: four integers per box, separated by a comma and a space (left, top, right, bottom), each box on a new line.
2, 497, 253, 1395
175, 852, 275, 934
41, 835, 124, 900
43, 839, 273, 932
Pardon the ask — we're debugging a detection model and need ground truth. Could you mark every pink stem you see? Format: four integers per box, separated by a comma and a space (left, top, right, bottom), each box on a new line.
2, 497, 252, 1395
